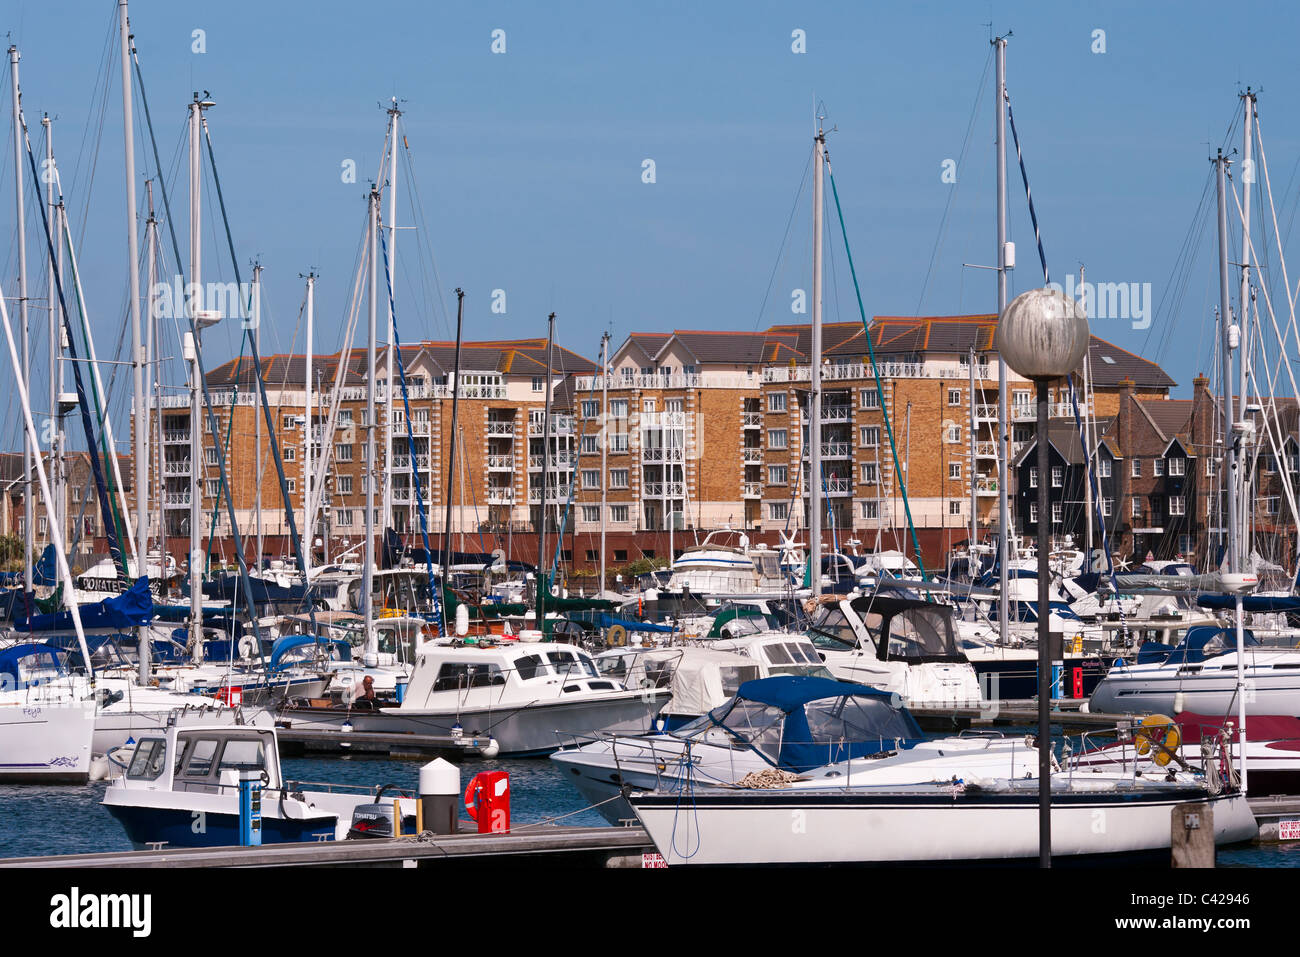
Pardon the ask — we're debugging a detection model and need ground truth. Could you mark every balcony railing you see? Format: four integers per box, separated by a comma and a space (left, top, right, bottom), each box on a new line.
641, 447, 685, 463
163, 430, 191, 444
742, 482, 761, 498
821, 441, 851, 458
487, 455, 514, 470
743, 447, 763, 464
642, 482, 685, 498
528, 452, 576, 469
528, 484, 572, 503
574, 372, 759, 391
163, 460, 192, 475
163, 492, 191, 506
487, 487, 515, 505
529, 417, 575, 436
742, 412, 762, 428
763, 360, 992, 384
976, 479, 1000, 496
486, 422, 516, 436
390, 454, 430, 471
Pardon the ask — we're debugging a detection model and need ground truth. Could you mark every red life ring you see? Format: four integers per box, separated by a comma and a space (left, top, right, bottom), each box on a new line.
464, 772, 489, 821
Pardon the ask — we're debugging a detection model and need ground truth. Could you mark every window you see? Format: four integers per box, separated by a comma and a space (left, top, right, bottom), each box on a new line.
287, 479, 296, 494
1262, 496, 1280, 515
1099, 458, 1111, 478
610, 399, 628, 419
581, 399, 599, 418
611, 505, 629, 523
37, 516, 47, 535
336, 509, 354, 527
433, 662, 506, 692
1153, 458, 1164, 477
860, 426, 880, 448
1051, 466, 1063, 488
1170, 496, 1185, 516
1052, 502, 1063, 524
581, 506, 600, 523
768, 392, 786, 413
861, 463, 878, 484
581, 435, 598, 454
1206, 458, 1217, 477
204, 448, 218, 466
768, 464, 787, 485
1131, 459, 1141, 478
126, 738, 167, 781
1030, 468, 1038, 488
283, 446, 296, 462
1029, 502, 1038, 524
948, 500, 962, 515
642, 398, 656, 413
203, 416, 212, 433
582, 469, 600, 489
610, 469, 629, 489
949, 462, 961, 480
339, 475, 354, 495
861, 501, 879, 520
336, 444, 353, 462
1131, 497, 1142, 518
769, 502, 788, 520
621, 367, 633, 383
768, 429, 788, 450
182, 739, 220, 778
1169, 457, 1185, 476
205, 479, 220, 498
948, 388, 962, 406
1102, 498, 1113, 517
859, 389, 879, 409
611, 433, 628, 453
532, 376, 544, 392
946, 425, 961, 443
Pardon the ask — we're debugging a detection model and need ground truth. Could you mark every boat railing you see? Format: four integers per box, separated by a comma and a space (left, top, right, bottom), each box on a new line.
1067, 719, 1244, 793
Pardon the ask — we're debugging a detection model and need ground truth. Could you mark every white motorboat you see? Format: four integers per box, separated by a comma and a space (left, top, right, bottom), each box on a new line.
102, 720, 413, 847
279, 639, 668, 755
804, 594, 982, 706
663, 529, 792, 597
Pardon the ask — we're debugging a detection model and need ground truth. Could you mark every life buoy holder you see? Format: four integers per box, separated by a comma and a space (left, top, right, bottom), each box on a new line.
1134, 714, 1181, 767
607, 624, 628, 648
464, 772, 490, 821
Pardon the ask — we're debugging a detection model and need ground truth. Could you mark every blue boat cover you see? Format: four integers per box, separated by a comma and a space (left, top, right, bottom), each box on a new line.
0, 642, 69, 687
12, 577, 154, 632
1197, 593, 1300, 613
194, 576, 308, 603
268, 633, 352, 672
737, 675, 891, 710
564, 611, 674, 634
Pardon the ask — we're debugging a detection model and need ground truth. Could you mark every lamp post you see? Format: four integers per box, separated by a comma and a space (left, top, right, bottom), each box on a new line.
994, 286, 1089, 868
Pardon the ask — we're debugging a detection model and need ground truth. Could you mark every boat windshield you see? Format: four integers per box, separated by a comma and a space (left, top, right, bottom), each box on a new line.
885, 607, 959, 660
675, 700, 786, 762
803, 694, 920, 746
807, 607, 859, 651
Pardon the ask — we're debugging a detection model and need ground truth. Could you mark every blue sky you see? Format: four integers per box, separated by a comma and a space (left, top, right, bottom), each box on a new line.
2, 0, 1299, 445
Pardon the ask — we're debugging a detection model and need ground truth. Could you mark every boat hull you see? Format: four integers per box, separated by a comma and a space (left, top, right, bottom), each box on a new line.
281, 691, 665, 756
0, 701, 95, 783
630, 784, 1255, 865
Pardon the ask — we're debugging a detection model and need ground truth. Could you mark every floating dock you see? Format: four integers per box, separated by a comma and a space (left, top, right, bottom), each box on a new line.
275, 726, 495, 759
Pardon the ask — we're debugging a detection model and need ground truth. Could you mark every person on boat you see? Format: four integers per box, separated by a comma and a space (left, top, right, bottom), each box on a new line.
349, 675, 379, 710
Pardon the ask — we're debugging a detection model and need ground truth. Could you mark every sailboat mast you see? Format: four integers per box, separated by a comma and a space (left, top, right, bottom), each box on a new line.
441, 289, 465, 636
538, 313, 555, 623
384, 101, 400, 535
188, 94, 204, 649
364, 186, 379, 665
1216, 150, 1239, 576
9, 46, 32, 594
146, 180, 162, 563
600, 331, 609, 593
809, 121, 824, 597
968, 348, 978, 566
994, 35, 1010, 646
1237, 89, 1255, 562
43, 115, 64, 542
253, 263, 263, 569
304, 271, 314, 579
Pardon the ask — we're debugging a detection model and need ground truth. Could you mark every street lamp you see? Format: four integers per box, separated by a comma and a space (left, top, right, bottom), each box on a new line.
994, 285, 1089, 868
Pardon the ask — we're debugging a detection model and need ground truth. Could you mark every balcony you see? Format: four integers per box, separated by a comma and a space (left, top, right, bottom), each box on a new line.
487, 487, 515, 505
574, 372, 759, 391
641, 447, 685, 463
389, 454, 430, 472
528, 451, 576, 470
976, 479, 1000, 497
742, 412, 762, 428
821, 441, 851, 459
974, 441, 998, 458
742, 482, 761, 498
163, 492, 191, 507
392, 487, 415, 504
820, 405, 853, 423
528, 484, 572, 503
487, 454, 515, 471
163, 459, 192, 475
486, 422, 516, 437
825, 478, 852, 496
642, 482, 685, 498
529, 417, 575, 436
743, 447, 763, 464
164, 430, 191, 444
